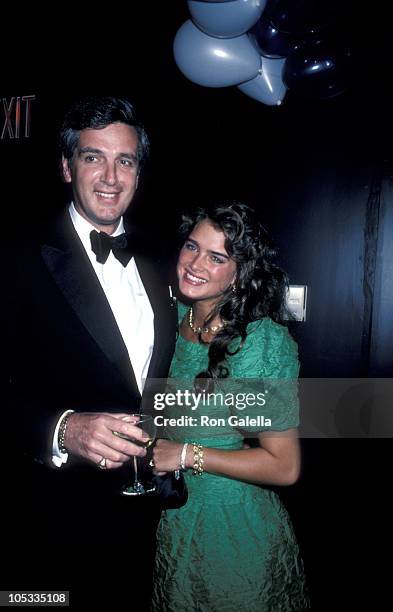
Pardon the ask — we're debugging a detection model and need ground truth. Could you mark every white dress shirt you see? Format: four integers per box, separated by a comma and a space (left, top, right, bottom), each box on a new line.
52, 203, 154, 466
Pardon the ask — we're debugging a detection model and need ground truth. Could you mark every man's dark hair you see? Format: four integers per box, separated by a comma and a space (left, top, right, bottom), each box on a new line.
59, 96, 150, 169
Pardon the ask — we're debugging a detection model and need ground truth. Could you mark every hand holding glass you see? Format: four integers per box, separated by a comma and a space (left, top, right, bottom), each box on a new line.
113, 414, 156, 496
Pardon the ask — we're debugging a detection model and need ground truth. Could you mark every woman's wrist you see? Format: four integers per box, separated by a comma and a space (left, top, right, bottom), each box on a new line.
191, 443, 204, 476
185, 444, 195, 469
179, 442, 206, 472
179, 442, 189, 470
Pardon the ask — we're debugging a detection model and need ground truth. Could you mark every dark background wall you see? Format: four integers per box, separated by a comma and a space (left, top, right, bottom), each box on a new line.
1, 2, 392, 608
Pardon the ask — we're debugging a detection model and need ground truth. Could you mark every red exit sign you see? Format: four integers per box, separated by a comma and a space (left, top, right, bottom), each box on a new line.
1, 95, 36, 140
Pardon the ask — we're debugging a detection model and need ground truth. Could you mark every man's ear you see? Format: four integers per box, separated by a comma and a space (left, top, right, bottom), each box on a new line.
135, 172, 140, 189
62, 156, 72, 183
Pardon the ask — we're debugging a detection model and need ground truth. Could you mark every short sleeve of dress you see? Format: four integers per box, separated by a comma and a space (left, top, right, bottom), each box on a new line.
227, 319, 300, 434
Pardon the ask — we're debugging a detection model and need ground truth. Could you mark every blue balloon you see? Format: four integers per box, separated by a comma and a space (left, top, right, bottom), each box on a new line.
188, 0, 267, 39
173, 20, 262, 88
282, 38, 352, 99
249, 16, 299, 58
238, 56, 287, 105
266, 0, 340, 35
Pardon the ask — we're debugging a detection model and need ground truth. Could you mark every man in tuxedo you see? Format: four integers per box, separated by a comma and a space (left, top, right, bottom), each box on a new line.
2, 96, 177, 609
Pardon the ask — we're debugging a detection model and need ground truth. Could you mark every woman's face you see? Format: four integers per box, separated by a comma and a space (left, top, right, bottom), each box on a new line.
177, 219, 237, 305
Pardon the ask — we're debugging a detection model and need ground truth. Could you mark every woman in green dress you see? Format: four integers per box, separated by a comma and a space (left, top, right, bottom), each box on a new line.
151, 202, 309, 611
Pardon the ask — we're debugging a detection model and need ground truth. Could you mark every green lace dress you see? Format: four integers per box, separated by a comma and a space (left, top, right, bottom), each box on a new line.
152, 305, 309, 611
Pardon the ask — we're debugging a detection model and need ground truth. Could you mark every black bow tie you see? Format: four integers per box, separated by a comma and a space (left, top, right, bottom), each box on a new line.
90, 230, 133, 266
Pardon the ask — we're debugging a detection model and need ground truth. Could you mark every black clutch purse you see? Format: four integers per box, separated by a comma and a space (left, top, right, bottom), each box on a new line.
152, 471, 188, 509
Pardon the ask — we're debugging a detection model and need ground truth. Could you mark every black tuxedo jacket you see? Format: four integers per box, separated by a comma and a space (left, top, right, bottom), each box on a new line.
3, 209, 177, 494
1, 209, 177, 603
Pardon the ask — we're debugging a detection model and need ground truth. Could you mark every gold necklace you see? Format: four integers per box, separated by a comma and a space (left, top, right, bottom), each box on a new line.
188, 307, 227, 334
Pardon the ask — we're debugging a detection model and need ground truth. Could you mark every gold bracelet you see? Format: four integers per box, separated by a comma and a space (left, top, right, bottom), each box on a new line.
58, 412, 73, 454
192, 443, 204, 476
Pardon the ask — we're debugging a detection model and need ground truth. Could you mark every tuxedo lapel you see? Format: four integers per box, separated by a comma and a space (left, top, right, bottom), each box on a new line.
40, 211, 139, 395
134, 255, 177, 381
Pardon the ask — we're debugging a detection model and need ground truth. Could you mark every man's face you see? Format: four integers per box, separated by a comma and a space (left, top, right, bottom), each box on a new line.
62, 122, 140, 233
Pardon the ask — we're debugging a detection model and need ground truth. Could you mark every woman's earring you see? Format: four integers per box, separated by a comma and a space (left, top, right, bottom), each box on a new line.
231, 284, 237, 294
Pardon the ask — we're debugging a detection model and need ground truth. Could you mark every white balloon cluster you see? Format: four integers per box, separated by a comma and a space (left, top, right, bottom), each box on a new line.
174, 0, 287, 106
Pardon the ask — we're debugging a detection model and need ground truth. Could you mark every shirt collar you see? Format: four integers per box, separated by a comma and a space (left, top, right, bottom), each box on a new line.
69, 202, 125, 244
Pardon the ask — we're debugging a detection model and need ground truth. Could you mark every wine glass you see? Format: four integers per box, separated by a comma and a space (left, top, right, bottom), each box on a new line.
114, 413, 157, 496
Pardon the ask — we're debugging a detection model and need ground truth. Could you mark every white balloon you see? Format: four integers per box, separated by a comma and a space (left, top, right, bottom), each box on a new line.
188, 0, 267, 38
237, 56, 287, 105
174, 20, 261, 88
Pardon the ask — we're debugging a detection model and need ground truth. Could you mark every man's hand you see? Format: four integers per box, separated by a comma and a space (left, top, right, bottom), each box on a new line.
64, 413, 147, 469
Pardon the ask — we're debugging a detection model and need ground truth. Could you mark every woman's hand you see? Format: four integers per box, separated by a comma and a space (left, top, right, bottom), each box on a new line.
152, 439, 183, 472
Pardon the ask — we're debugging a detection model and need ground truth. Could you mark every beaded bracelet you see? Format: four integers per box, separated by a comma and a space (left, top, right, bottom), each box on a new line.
192, 443, 204, 476
58, 412, 73, 454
